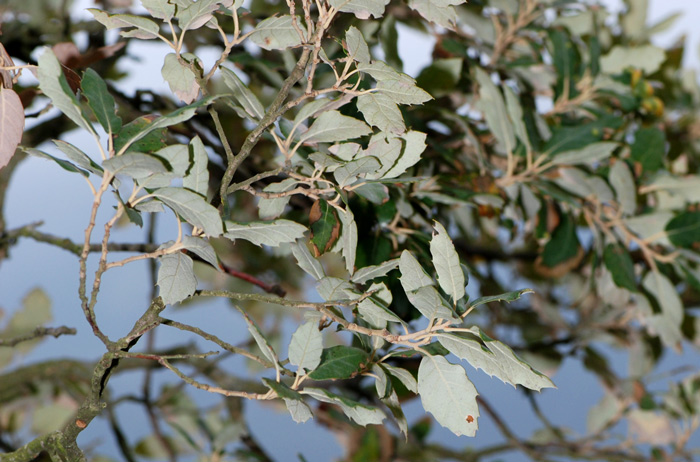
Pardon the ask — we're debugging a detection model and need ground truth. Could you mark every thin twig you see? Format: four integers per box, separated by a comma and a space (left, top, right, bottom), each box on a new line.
0, 326, 77, 347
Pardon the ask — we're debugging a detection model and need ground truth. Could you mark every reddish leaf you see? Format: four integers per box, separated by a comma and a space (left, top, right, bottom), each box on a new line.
0, 88, 25, 170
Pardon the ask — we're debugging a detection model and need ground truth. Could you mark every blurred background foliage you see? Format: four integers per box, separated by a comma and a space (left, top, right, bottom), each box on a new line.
1, 0, 700, 461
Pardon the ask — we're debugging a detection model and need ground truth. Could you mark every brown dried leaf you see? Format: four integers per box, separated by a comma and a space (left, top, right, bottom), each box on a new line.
0, 88, 25, 170
0, 43, 16, 89
52, 42, 82, 68
533, 245, 585, 278
53, 42, 126, 70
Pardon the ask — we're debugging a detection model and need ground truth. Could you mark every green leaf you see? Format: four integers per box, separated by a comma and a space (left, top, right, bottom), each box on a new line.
382, 364, 418, 393
116, 96, 216, 155
603, 244, 637, 291
141, 0, 175, 20
408, 0, 463, 29
293, 99, 334, 126
183, 136, 209, 197
416, 58, 463, 97
291, 242, 326, 280
358, 61, 414, 83
177, 0, 219, 31
249, 15, 304, 51
430, 221, 465, 303
263, 379, 313, 423
31, 402, 74, 434
103, 152, 169, 179
300, 111, 372, 144
468, 288, 533, 309
114, 115, 167, 154
220, 66, 265, 120
354, 183, 389, 204
240, 309, 279, 367
301, 388, 385, 425
550, 142, 618, 166
600, 45, 666, 75
399, 250, 433, 292
587, 393, 622, 434
373, 364, 392, 398
283, 398, 314, 423
6, 288, 52, 355
288, 322, 324, 373
377, 80, 432, 105
224, 219, 306, 246
88, 9, 160, 39
407, 286, 458, 321
364, 135, 402, 178
37, 49, 95, 135
642, 271, 683, 346
357, 92, 405, 134
52, 140, 103, 176
383, 131, 427, 178
665, 211, 700, 249
263, 378, 304, 399
309, 346, 369, 380
316, 277, 354, 301
418, 355, 479, 437
475, 68, 515, 154
541, 213, 580, 268
357, 292, 403, 328
333, 156, 381, 187
439, 329, 556, 391
339, 207, 358, 275
161, 53, 199, 104
182, 235, 219, 269
81, 68, 122, 134
345, 26, 370, 63
153, 144, 190, 177
352, 259, 399, 284
328, 0, 390, 19
152, 187, 224, 236
258, 179, 297, 219
549, 28, 579, 99
135, 435, 177, 459
544, 115, 622, 155
631, 127, 666, 173
157, 252, 197, 305
21, 148, 88, 177
609, 160, 636, 216
310, 199, 339, 256
503, 86, 530, 152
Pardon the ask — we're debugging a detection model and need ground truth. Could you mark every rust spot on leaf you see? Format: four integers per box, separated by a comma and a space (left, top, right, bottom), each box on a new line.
466, 415, 474, 423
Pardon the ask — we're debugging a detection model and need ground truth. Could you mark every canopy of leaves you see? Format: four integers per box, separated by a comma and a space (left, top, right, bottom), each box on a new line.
1, 0, 699, 461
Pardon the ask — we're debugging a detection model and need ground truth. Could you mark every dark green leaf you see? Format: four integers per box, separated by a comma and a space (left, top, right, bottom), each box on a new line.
544, 115, 622, 155
541, 213, 580, 267
114, 115, 168, 154
549, 28, 581, 100
631, 127, 665, 173
81, 68, 122, 134
468, 289, 534, 309
21, 147, 89, 177
666, 211, 700, 249
263, 378, 304, 400
308, 346, 369, 380
603, 244, 637, 291
310, 199, 339, 256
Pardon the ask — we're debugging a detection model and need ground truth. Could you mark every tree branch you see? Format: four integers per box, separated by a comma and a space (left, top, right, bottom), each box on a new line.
0, 326, 77, 347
